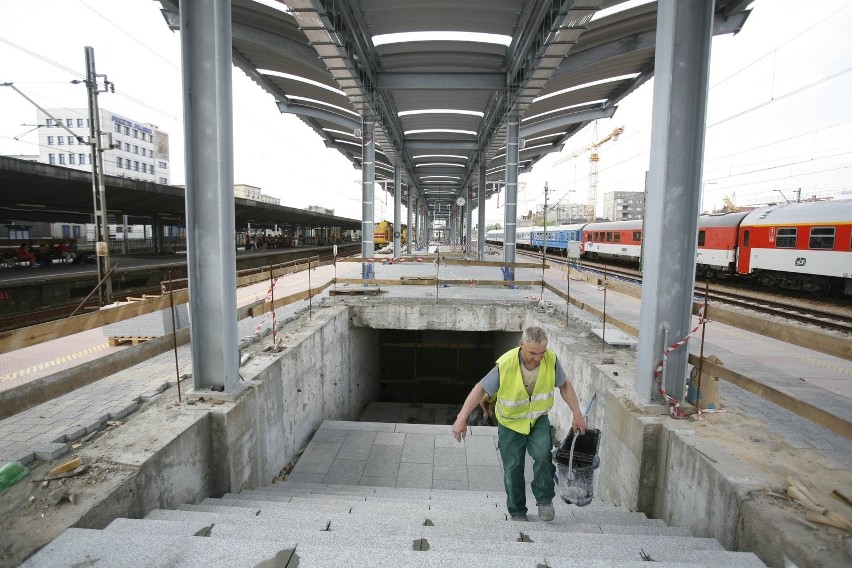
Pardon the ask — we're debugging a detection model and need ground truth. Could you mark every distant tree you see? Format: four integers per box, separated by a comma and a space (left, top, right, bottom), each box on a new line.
486, 223, 502, 231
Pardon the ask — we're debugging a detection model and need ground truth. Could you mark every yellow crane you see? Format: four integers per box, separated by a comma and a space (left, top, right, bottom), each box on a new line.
554, 123, 624, 222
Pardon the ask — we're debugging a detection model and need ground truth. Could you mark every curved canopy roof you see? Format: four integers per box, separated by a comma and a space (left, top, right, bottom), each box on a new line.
156, 0, 752, 213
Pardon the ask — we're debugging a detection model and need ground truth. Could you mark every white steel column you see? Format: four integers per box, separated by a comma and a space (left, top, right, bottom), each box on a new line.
636, 0, 714, 404
181, 0, 239, 392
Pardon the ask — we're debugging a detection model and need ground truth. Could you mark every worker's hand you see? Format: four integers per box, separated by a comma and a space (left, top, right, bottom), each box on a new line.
572, 414, 588, 435
452, 416, 468, 442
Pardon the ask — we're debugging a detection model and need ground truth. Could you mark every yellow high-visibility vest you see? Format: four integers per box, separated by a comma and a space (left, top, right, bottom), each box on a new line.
494, 348, 556, 435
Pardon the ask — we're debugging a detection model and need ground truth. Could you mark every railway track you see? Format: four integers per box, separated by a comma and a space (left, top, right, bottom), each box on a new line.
0, 251, 341, 334
513, 247, 852, 334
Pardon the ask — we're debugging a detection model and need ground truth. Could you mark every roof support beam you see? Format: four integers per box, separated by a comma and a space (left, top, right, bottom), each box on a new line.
553, 12, 749, 79
276, 100, 361, 132
376, 73, 505, 90
520, 106, 617, 139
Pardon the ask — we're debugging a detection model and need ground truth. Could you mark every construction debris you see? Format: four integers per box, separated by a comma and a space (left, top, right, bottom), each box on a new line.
786, 476, 852, 533
47, 458, 81, 478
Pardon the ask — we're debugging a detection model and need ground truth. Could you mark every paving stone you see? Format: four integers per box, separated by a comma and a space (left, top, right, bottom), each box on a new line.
31, 442, 68, 461
363, 443, 402, 477
323, 459, 366, 485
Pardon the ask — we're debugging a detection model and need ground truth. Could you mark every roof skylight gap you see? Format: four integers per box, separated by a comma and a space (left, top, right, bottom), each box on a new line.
522, 100, 608, 123
259, 70, 345, 96
415, 163, 466, 168
399, 109, 484, 118
413, 154, 467, 161
405, 129, 477, 136
323, 128, 359, 138
286, 96, 360, 117
373, 32, 513, 47
589, 0, 654, 22
533, 75, 639, 103
251, 0, 291, 15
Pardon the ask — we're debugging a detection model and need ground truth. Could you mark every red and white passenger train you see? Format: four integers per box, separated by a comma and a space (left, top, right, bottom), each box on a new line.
485, 199, 852, 296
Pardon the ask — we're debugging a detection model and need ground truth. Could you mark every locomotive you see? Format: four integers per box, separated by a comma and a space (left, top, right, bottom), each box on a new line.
484, 200, 852, 296
373, 220, 408, 247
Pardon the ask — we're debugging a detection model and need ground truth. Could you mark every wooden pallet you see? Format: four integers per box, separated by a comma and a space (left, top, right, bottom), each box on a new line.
108, 335, 156, 346
329, 285, 381, 296
399, 276, 436, 285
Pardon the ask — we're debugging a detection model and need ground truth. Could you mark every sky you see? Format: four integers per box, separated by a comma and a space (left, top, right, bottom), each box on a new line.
1, 0, 851, 225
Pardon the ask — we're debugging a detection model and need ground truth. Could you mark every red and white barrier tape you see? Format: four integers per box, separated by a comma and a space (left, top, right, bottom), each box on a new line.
252, 275, 285, 336
653, 305, 708, 420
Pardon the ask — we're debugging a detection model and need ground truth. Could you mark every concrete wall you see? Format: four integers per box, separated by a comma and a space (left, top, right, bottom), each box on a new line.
215, 304, 380, 492
523, 311, 782, 565
347, 298, 528, 333
63, 299, 794, 566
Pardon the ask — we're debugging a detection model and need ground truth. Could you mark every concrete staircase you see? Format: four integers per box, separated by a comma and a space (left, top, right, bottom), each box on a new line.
23, 479, 766, 567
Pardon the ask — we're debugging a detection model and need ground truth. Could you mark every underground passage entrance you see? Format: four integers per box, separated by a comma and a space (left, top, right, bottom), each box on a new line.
377, 329, 517, 405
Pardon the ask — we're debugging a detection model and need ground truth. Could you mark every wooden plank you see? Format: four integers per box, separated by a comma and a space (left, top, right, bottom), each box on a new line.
338, 257, 545, 269
334, 277, 542, 287
329, 286, 381, 296
0, 290, 189, 353
553, 265, 850, 362
236, 259, 334, 288
697, 303, 852, 362
687, 354, 852, 440
440, 258, 547, 269
249, 281, 333, 317
543, 282, 639, 337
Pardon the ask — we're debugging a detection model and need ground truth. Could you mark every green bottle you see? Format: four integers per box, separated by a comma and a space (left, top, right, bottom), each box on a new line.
0, 461, 29, 491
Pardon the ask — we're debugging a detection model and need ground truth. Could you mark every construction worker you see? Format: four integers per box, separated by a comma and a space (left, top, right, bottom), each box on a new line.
452, 326, 586, 521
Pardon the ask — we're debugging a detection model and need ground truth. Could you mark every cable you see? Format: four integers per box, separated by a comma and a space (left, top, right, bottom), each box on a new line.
710, 3, 852, 90
76, 0, 179, 70
707, 67, 852, 128
0, 38, 86, 80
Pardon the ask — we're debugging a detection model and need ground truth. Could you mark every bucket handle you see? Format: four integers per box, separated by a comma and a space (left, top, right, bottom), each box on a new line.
566, 393, 596, 480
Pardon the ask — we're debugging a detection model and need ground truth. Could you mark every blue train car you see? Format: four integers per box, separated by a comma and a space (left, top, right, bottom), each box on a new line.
531, 223, 586, 256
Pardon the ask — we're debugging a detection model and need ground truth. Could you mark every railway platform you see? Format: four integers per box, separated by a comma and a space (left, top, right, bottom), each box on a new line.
0, 249, 849, 567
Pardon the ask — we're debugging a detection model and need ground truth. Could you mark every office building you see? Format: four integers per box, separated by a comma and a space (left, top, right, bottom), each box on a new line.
36, 108, 170, 185
603, 190, 645, 221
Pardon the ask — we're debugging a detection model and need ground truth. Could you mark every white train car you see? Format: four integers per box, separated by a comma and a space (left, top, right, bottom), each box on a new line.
737, 199, 852, 295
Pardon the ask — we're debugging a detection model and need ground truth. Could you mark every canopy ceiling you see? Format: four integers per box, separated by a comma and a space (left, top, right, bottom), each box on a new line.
156, 0, 752, 214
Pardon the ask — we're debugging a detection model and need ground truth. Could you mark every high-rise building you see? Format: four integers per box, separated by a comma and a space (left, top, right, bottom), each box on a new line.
603, 190, 645, 221
36, 108, 170, 185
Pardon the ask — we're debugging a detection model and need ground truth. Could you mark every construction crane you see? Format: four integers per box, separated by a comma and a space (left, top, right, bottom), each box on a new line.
554, 123, 624, 222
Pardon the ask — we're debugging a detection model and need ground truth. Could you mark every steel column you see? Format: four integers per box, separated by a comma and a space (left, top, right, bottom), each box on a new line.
393, 165, 401, 258
504, 111, 520, 280
361, 116, 375, 279
465, 187, 473, 255
478, 162, 486, 260
406, 185, 413, 255
636, 0, 714, 403
180, 0, 239, 392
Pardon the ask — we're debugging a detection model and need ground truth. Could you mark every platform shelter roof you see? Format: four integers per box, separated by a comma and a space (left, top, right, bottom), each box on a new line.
154, 0, 753, 212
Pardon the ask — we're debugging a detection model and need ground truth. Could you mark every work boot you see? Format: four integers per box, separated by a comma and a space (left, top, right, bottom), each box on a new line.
538, 502, 555, 522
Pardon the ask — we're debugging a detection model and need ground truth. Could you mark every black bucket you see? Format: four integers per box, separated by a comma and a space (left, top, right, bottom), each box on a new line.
555, 428, 601, 507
